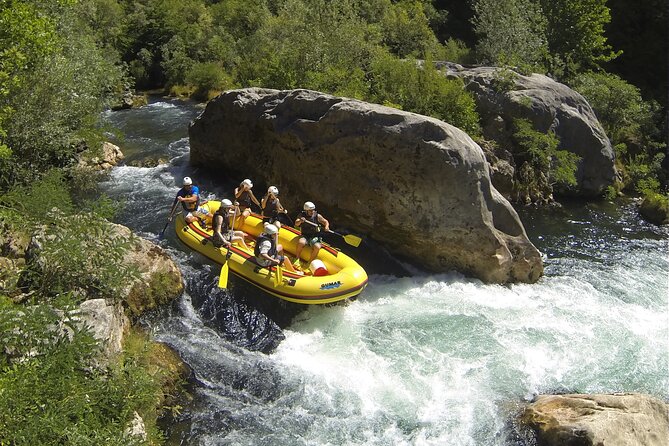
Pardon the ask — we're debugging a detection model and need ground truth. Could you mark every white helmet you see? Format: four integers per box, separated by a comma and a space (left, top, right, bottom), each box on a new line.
265, 223, 278, 235
242, 178, 253, 188
183, 176, 193, 186
268, 186, 279, 195
303, 201, 315, 211
221, 199, 233, 207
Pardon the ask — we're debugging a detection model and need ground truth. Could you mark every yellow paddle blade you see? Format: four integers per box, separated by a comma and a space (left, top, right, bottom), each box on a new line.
218, 261, 229, 288
343, 234, 362, 247
274, 265, 282, 286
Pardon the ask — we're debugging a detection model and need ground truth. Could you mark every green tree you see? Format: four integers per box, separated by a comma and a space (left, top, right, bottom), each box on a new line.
572, 71, 666, 193
539, 0, 620, 79
0, 0, 124, 191
471, 0, 548, 71
381, 0, 440, 58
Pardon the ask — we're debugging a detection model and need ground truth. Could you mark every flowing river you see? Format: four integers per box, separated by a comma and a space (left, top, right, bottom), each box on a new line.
101, 98, 668, 445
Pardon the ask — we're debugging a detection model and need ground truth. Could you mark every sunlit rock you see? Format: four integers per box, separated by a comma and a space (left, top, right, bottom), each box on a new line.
521, 393, 669, 446
189, 88, 543, 283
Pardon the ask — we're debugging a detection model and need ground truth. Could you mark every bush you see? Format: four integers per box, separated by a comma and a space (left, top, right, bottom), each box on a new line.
185, 62, 236, 99
572, 72, 666, 194
511, 118, 581, 200
0, 297, 157, 445
369, 53, 480, 135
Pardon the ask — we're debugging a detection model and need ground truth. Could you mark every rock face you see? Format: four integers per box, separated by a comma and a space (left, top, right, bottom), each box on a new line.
521, 393, 669, 446
440, 63, 616, 198
110, 223, 184, 316
77, 141, 124, 170
189, 88, 543, 283
78, 298, 129, 360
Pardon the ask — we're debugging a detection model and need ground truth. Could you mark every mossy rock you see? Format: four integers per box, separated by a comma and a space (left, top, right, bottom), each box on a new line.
639, 193, 669, 225
126, 270, 183, 316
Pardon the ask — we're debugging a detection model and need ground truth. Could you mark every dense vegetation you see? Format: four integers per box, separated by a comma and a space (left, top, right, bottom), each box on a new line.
0, 0, 666, 444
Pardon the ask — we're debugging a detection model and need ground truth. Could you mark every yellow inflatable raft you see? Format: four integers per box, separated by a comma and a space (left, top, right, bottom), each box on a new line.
174, 201, 368, 304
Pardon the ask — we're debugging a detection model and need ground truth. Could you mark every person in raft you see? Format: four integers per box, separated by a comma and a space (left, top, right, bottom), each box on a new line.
233, 178, 261, 226
212, 199, 249, 250
254, 223, 300, 273
261, 185, 288, 228
294, 201, 330, 265
171, 176, 212, 226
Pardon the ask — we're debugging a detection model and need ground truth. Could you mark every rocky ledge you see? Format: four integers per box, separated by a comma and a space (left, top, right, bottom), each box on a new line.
189, 88, 543, 283
521, 393, 669, 446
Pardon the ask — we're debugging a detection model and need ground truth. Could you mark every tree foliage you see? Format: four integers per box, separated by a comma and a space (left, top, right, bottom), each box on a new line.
0, 0, 125, 191
572, 72, 666, 193
539, 0, 620, 80
471, 0, 548, 71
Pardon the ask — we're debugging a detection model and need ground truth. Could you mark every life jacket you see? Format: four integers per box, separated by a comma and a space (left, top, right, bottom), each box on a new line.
263, 196, 279, 218
180, 186, 199, 211
214, 208, 230, 232
300, 210, 320, 236
254, 233, 276, 258
237, 190, 252, 208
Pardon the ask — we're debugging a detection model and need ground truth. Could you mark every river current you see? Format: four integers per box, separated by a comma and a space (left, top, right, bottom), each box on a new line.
101, 98, 669, 445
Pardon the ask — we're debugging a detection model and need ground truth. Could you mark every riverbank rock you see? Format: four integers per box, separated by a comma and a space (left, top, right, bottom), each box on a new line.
77, 141, 124, 170
189, 88, 543, 283
110, 223, 184, 316
521, 393, 669, 446
78, 298, 130, 360
440, 63, 616, 199
639, 193, 669, 225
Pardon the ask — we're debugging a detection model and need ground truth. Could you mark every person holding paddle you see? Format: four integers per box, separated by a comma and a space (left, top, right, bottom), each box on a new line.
172, 176, 212, 226
234, 178, 260, 227
254, 224, 300, 274
294, 201, 330, 265
212, 199, 249, 250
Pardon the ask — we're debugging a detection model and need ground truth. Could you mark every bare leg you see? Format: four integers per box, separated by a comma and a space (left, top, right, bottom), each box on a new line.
295, 237, 306, 261
307, 243, 322, 264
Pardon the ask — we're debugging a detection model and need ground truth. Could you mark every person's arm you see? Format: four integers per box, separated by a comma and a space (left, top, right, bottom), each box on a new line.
318, 214, 330, 232
234, 186, 243, 199
259, 241, 280, 265
276, 198, 285, 213
261, 194, 268, 213
179, 193, 198, 204
250, 191, 261, 207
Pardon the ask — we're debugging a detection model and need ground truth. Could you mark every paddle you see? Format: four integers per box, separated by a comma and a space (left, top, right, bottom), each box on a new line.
218, 207, 236, 288
300, 219, 362, 247
276, 211, 294, 226
158, 204, 178, 240
274, 262, 283, 286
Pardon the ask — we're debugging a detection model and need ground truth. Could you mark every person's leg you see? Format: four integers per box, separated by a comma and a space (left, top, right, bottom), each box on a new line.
295, 237, 306, 262
231, 234, 249, 251
238, 208, 250, 226
184, 211, 197, 224
307, 240, 322, 263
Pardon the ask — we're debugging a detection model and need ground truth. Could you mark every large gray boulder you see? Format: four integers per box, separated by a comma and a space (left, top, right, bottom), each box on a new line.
521, 393, 669, 446
189, 88, 543, 283
440, 63, 616, 198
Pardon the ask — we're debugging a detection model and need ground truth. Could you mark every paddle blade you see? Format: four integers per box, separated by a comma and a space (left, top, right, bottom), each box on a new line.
343, 234, 362, 247
274, 266, 282, 286
218, 261, 229, 288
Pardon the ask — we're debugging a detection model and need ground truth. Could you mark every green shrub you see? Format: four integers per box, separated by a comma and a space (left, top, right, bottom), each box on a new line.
512, 118, 581, 193
369, 53, 481, 135
0, 297, 158, 445
185, 62, 236, 100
